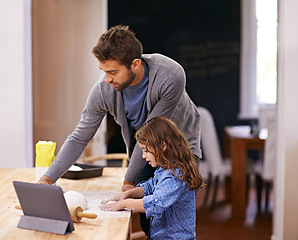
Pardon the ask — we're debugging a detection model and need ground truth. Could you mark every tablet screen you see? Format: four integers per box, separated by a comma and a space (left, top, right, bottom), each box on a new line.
13, 181, 74, 233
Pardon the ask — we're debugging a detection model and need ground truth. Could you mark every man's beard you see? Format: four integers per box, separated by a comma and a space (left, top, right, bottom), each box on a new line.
114, 70, 136, 91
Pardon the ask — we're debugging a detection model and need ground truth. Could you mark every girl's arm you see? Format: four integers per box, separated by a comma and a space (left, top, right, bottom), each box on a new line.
101, 187, 145, 204
104, 198, 145, 213
100, 187, 145, 212
124, 186, 145, 199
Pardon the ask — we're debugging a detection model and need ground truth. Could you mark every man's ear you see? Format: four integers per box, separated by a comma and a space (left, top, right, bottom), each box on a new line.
130, 58, 142, 71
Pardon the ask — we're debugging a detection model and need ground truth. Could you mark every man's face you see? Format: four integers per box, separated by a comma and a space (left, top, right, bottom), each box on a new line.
99, 59, 136, 91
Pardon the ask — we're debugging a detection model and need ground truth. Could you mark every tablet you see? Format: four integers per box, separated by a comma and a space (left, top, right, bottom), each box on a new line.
13, 181, 75, 234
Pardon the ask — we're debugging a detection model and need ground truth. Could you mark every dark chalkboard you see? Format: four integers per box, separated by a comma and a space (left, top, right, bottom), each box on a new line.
108, 0, 247, 153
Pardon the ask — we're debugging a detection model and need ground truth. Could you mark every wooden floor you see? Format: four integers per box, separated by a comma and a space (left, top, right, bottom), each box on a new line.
195, 179, 273, 240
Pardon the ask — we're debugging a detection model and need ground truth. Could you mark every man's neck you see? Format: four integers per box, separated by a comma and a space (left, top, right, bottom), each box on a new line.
130, 61, 145, 86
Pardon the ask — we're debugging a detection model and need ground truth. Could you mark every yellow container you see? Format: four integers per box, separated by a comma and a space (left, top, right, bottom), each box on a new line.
35, 141, 56, 182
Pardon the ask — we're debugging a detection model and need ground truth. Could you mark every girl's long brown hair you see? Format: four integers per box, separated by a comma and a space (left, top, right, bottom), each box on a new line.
135, 116, 205, 190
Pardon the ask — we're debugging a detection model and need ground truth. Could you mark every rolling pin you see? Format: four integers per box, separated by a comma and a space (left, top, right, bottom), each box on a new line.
15, 205, 97, 223
68, 205, 97, 223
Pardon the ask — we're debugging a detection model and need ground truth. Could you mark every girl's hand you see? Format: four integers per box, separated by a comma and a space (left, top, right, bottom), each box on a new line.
101, 197, 118, 205
99, 201, 125, 211
101, 192, 127, 204
100, 198, 145, 213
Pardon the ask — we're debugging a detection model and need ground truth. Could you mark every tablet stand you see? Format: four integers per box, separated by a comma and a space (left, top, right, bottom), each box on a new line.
18, 215, 72, 235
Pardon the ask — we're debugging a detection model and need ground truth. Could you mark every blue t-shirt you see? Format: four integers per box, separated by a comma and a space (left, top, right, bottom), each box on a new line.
139, 167, 196, 240
122, 61, 149, 130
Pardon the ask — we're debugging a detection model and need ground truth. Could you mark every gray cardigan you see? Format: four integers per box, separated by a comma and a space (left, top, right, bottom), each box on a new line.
45, 54, 202, 183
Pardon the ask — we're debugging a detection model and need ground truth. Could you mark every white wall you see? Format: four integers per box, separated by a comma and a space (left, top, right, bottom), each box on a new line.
239, 0, 257, 119
32, 0, 107, 159
273, 0, 298, 239
0, 0, 32, 167
0, 0, 107, 167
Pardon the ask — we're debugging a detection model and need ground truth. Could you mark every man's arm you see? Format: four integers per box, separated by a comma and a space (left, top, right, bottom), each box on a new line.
44, 80, 107, 183
123, 143, 147, 185
122, 178, 136, 192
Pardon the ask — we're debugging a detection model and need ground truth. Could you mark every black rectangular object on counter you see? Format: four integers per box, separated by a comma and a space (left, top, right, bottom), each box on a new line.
61, 162, 103, 180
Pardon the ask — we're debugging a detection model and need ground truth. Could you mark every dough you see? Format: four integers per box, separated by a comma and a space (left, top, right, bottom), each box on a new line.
68, 165, 83, 171
64, 191, 87, 210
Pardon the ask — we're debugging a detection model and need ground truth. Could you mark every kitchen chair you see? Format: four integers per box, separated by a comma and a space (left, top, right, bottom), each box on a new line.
255, 107, 276, 212
198, 106, 257, 209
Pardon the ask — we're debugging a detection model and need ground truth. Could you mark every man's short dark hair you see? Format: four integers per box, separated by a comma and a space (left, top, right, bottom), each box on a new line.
92, 25, 143, 69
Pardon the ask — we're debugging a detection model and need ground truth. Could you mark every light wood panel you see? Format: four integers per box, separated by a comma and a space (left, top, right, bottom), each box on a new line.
32, 0, 107, 162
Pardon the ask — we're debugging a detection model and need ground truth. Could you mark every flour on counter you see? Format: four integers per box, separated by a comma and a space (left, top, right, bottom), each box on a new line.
83, 192, 131, 219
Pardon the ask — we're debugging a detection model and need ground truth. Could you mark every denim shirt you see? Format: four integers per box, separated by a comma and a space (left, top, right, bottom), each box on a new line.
139, 167, 196, 240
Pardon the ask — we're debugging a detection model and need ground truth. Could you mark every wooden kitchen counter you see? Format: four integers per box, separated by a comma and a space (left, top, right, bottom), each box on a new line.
0, 167, 131, 240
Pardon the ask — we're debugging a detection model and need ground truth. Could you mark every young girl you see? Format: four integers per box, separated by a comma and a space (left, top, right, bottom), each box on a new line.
100, 116, 204, 240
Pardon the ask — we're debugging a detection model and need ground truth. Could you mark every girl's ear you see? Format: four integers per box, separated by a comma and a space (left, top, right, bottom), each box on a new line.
161, 141, 167, 151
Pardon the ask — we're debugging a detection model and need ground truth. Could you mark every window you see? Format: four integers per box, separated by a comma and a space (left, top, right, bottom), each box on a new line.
239, 0, 277, 119
256, 0, 277, 105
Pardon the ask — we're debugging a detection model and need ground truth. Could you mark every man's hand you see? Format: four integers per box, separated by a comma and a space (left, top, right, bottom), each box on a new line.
37, 175, 54, 185
121, 179, 136, 192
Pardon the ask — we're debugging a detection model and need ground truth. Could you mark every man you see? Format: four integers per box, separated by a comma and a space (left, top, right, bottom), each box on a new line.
38, 25, 202, 234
